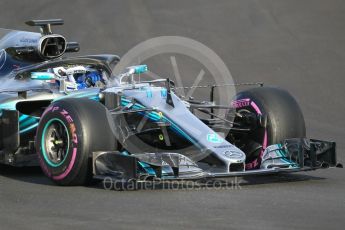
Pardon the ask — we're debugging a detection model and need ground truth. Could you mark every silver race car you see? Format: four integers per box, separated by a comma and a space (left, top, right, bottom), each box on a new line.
0, 19, 341, 186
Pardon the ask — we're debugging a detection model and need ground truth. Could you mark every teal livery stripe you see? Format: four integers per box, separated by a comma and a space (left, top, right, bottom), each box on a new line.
120, 98, 199, 147
20, 116, 38, 128
20, 123, 39, 134
277, 143, 299, 166
19, 114, 39, 134
54, 91, 100, 101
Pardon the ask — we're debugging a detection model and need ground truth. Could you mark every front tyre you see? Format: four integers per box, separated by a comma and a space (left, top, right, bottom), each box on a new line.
36, 98, 117, 186
227, 87, 306, 169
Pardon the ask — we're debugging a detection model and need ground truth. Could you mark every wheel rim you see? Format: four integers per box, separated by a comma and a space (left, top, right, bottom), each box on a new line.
41, 118, 70, 167
228, 107, 266, 165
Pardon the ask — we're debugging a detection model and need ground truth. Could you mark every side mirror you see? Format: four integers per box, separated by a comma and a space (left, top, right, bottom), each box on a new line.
31, 72, 55, 80
118, 64, 149, 85
126, 65, 148, 75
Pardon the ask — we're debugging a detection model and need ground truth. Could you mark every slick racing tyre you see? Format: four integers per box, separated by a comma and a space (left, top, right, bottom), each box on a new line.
227, 86, 306, 169
36, 98, 117, 186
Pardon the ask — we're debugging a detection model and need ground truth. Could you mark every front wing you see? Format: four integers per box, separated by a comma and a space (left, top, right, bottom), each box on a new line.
92, 138, 342, 183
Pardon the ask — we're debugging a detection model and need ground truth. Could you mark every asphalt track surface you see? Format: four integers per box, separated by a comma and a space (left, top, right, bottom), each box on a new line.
0, 1, 345, 229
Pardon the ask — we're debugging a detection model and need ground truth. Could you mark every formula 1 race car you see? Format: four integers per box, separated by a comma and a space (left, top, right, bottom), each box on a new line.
0, 19, 341, 186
